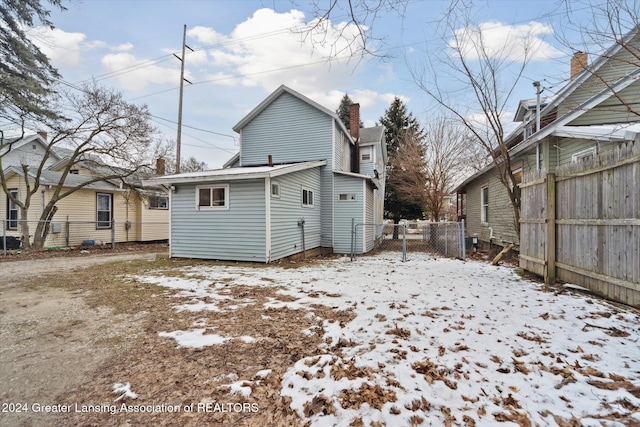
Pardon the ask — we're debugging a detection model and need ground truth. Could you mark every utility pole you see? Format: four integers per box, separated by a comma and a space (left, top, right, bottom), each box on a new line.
174, 24, 193, 174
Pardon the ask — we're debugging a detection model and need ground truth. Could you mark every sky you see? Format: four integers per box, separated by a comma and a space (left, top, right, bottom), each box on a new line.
26, 0, 606, 169
131, 252, 640, 425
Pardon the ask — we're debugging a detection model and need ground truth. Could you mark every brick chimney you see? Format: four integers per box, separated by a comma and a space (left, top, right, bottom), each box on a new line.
37, 131, 47, 141
571, 51, 588, 79
156, 158, 165, 175
349, 103, 360, 173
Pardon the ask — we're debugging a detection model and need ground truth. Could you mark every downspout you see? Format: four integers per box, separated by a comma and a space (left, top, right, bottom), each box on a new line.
298, 218, 306, 259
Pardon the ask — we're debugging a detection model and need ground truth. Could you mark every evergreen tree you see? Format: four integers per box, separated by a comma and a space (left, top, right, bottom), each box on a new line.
0, 0, 66, 135
378, 97, 427, 225
336, 93, 362, 131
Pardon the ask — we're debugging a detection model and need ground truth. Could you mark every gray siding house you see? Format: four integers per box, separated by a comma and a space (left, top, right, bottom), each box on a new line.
456, 31, 640, 248
146, 85, 386, 262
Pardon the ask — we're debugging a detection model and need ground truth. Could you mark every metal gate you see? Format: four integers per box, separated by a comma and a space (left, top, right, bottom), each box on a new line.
351, 220, 466, 261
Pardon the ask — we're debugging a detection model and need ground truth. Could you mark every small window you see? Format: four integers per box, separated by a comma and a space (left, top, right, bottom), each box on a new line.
571, 146, 597, 164
149, 195, 168, 209
302, 187, 314, 207
196, 185, 229, 210
96, 193, 113, 229
339, 193, 357, 201
69, 169, 79, 174
7, 189, 18, 230
480, 186, 489, 225
360, 146, 373, 162
271, 183, 280, 198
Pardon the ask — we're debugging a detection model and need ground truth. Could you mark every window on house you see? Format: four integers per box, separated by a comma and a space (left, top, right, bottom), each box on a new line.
7, 189, 18, 230
481, 186, 489, 225
360, 146, 373, 162
196, 185, 229, 210
149, 195, 168, 209
302, 187, 314, 207
339, 193, 357, 201
571, 146, 597, 164
96, 193, 113, 229
69, 169, 79, 174
271, 183, 280, 198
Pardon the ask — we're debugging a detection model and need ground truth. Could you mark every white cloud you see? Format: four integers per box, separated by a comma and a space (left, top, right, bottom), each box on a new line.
449, 21, 564, 62
101, 53, 180, 92
29, 26, 86, 67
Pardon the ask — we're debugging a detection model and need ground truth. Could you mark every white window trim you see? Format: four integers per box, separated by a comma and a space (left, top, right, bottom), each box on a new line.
149, 195, 169, 210
196, 184, 230, 211
271, 182, 280, 198
571, 146, 597, 163
7, 188, 18, 230
302, 186, 315, 208
480, 185, 489, 226
338, 193, 357, 201
360, 145, 373, 163
96, 193, 113, 229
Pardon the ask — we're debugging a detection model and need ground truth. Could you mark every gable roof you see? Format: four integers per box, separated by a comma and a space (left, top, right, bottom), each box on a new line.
0, 133, 63, 161
232, 85, 353, 141
143, 160, 327, 186
3, 166, 121, 192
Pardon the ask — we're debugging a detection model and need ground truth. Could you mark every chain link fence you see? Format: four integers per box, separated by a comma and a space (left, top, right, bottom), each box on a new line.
2, 219, 169, 255
351, 220, 466, 261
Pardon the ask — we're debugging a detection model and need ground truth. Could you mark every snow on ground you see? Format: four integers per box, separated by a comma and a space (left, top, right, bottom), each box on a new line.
131, 253, 640, 426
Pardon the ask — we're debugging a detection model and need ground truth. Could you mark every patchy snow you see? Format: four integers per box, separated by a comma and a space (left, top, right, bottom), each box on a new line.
133, 252, 640, 426
158, 328, 230, 348
113, 382, 138, 401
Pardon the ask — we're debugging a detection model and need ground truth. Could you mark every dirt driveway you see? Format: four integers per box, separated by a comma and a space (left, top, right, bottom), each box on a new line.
0, 251, 165, 427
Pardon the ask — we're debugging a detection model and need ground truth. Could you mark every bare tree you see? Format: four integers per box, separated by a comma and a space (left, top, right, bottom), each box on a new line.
423, 117, 475, 221
409, 1, 546, 236
0, 82, 161, 249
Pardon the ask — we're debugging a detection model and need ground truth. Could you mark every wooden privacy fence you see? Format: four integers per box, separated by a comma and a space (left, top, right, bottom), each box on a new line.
520, 141, 640, 308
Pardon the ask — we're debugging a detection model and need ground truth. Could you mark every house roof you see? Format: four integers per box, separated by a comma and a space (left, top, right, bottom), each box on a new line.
333, 170, 380, 190
222, 152, 240, 168
143, 160, 327, 186
359, 125, 387, 163
0, 133, 63, 162
232, 85, 353, 143
3, 166, 122, 191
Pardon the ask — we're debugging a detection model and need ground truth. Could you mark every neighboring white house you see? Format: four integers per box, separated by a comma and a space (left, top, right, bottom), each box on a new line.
1, 133, 170, 247
145, 85, 387, 262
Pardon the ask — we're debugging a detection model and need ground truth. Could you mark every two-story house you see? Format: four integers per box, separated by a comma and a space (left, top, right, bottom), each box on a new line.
145, 85, 387, 262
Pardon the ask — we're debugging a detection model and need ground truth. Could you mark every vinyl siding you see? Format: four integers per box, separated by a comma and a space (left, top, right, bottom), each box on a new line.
464, 170, 519, 246
333, 174, 365, 253
170, 179, 267, 262
139, 194, 170, 241
238, 92, 336, 248
269, 168, 322, 260
558, 39, 640, 118
240, 92, 332, 166
571, 81, 640, 126
365, 183, 375, 252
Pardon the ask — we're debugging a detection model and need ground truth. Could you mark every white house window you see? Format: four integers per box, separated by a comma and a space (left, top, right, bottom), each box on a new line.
7, 188, 18, 230
271, 183, 280, 198
481, 186, 489, 225
339, 193, 357, 201
149, 195, 168, 209
571, 146, 597, 164
96, 193, 113, 229
302, 187, 314, 207
360, 146, 373, 162
197, 184, 229, 210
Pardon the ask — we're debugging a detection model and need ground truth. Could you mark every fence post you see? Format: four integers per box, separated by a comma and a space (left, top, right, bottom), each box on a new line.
350, 218, 355, 261
65, 216, 70, 247
111, 219, 116, 250
544, 173, 556, 287
461, 219, 466, 261
402, 224, 407, 262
